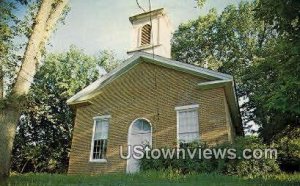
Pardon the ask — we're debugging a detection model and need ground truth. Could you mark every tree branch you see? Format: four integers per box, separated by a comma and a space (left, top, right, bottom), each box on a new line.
12, 0, 69, 96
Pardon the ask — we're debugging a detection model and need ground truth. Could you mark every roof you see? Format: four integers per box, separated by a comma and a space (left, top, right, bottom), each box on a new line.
67, 52, 232, 105
129, 8, 165, 23
67, 52, 243, 135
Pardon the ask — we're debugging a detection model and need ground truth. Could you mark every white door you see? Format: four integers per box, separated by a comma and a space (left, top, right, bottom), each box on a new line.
126, 119, 152, 173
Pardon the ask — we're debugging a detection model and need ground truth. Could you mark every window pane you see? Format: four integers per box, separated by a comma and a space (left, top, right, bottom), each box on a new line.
94, 119, 109, 140
142, 120, 151, 131
100, 139, 107, 159
94, 121, 102, 139
178, 108, 199, 143
93, 139, 100, 159
92, 118, 109, 160
179, 132, 199, 143
179, 111, 187, 132
102, 120, 109, 139
131, 119, 151, 134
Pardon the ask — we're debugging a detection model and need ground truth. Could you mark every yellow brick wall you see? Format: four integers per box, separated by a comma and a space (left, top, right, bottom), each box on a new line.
224, 96, 236, 142
68, 61, 234, 175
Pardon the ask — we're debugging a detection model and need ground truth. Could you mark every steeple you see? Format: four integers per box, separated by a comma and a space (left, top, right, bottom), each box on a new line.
127, 8, 172, 58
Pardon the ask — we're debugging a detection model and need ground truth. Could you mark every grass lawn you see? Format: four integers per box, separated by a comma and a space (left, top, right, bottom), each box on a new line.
4, 171, 300, 186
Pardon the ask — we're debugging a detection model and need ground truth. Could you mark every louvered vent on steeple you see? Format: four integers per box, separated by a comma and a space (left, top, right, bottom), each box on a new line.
141, 24, 151, 46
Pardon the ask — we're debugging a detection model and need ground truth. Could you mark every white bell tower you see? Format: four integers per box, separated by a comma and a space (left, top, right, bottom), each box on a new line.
127, 8, 172, 58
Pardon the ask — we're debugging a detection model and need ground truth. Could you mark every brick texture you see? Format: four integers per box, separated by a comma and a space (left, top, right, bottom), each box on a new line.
68, 61, 234, 175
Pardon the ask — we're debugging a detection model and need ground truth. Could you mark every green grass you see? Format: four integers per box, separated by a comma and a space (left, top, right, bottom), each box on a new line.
4, 171, 300, 186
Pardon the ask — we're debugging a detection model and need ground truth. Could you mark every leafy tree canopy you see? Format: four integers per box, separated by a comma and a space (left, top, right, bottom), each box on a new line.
11, 46, 119, 173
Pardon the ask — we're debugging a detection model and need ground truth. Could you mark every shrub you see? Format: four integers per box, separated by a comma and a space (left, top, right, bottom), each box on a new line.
140, 137, 280, 178
140, 141, 215, 174
271, 126, 300, 172
215, 137, 280, 177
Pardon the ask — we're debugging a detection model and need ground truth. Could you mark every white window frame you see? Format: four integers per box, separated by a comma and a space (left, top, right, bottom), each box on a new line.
89, 115, 111, 163
175, 104, 200, 147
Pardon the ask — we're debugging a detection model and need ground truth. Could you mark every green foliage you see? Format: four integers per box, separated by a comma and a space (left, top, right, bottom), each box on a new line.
0, 0, 23, 87
140, 137, 280, 178
271, 127, 300, 172
196, 0, 206, 8
140, 142, 215, 174
0, 0, 16, 59
11, 46, 119, 173
6, 171, 300, 186
172, 1, 271, 75
215, 137, 280, 178
244, 0, 300, 141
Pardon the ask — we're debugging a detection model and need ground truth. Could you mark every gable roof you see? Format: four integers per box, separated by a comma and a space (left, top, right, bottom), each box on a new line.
67, 52, 243, 135
67, 52, 232, 105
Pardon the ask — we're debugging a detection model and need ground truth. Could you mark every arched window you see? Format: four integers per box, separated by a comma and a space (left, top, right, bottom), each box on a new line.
130, 119, 151, 135
141, 24, 151, 46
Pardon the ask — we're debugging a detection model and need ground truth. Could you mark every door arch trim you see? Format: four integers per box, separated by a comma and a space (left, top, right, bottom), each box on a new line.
126, 118, 152, 173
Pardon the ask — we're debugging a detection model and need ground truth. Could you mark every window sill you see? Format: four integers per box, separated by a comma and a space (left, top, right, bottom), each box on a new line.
89, 159, 107, 163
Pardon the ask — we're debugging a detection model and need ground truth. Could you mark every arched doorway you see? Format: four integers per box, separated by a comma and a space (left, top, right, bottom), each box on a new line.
126, 118, 152, 173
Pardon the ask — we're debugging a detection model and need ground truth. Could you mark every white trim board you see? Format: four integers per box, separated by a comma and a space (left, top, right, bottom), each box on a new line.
175, 104, 199, 111
93, 115, 111, 120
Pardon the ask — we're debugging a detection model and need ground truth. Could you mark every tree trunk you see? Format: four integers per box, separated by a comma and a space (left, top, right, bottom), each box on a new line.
13, 0, 54, 95
0, 0, 69, 179
0, 105, 20, 180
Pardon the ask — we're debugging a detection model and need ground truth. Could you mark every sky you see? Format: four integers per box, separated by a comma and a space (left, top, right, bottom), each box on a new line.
46, 0, 242, 59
